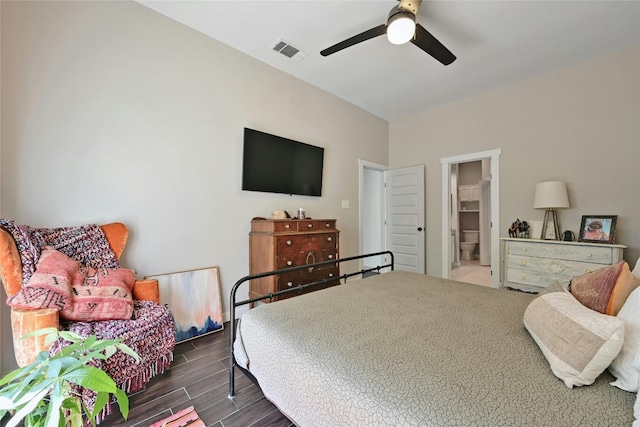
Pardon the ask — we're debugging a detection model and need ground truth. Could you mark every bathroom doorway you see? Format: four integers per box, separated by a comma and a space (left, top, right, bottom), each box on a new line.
440, 149, 501, 288
451, 161, 491, 286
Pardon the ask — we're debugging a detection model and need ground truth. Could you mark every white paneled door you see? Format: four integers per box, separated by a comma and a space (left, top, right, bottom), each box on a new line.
385, 165, 425, 273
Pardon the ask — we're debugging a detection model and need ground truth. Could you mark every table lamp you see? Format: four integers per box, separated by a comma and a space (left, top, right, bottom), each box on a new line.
533, 181, 570, 240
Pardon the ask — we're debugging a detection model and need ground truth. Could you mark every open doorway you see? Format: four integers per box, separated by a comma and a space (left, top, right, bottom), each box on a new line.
450, 160, 491, 286
441, 149, 501, 288
359, 160, 386, 270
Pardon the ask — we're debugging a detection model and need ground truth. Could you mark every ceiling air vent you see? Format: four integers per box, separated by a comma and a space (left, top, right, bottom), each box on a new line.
271, 39, 307, 62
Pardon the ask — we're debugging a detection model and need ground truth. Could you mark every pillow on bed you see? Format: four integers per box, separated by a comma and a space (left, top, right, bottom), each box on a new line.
609, 286, 640, 392
569, 261, 640, 316
524, 290, 624, 388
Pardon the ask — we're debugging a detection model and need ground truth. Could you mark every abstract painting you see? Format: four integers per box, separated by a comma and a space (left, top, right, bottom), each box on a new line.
146, 266, 224, 343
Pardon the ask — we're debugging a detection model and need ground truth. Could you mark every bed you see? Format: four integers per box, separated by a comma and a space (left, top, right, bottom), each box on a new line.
229, 252, 637, 426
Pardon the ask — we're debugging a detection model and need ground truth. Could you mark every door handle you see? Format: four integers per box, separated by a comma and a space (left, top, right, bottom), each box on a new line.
417, 227, 423, 231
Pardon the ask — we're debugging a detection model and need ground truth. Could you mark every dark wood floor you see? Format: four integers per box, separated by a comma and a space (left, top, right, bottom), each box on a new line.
99, 324, 293, 427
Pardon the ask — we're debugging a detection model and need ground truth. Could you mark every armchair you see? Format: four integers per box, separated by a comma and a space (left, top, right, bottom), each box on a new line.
0, 221, 175, 423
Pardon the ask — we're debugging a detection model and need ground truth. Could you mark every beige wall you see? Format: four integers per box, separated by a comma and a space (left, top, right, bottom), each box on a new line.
0, 1, 388, 372
389, 45, 640, 277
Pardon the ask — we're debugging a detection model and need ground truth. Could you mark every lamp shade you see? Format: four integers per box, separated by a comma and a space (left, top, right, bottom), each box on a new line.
387, 10, 416, 45
534, 181, 570, 209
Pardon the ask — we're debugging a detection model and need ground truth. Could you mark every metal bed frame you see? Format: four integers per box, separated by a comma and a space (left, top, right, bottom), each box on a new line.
228, 251, 394, 398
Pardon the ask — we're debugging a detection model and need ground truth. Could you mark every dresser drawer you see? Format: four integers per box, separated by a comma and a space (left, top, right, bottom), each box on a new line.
277, 249, 337, 269
506, 267, 570, 288
273, 221, 298, 232
277, 266, 340, 292
507, 255, 607, 280
277, 233, 338, 255
506, 241, 615, 265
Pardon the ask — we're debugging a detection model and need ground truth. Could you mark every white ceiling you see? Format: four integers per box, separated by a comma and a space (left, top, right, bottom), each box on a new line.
137, 1, 640, 121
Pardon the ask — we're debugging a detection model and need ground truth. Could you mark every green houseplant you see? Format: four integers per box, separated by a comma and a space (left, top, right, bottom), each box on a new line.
0, 327, 140, 427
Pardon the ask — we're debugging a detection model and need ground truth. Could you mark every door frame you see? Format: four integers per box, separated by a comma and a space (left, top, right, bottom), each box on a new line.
440, 149, 501, 288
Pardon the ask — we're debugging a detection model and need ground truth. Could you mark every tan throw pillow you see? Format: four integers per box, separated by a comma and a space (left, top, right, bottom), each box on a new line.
570, 262, 640, 316
524, 291, 625, 388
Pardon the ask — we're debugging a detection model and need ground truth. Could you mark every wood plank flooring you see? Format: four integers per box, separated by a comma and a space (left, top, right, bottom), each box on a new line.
99, 324, 293, 427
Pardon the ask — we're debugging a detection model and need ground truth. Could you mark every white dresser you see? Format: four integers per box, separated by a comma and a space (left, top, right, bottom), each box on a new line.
501, 238, 626, 293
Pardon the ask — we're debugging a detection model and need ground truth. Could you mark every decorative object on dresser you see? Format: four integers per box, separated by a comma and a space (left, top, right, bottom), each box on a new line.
578, 215, 618, 244
533, 181, 570, 240
501, 237, 626, 293
249, 218, 339, 303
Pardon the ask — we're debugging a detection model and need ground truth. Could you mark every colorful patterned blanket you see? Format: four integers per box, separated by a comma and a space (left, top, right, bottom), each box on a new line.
0, 219, 120, 284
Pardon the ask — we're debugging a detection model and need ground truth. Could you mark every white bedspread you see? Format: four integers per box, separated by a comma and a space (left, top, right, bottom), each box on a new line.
236, 270, 635, 426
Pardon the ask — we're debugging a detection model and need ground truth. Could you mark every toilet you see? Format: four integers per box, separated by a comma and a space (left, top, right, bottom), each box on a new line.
460, 230, 479, 261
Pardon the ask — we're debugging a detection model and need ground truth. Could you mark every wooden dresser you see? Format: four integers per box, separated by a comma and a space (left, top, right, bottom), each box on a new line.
249, 218, 339, 302
501, 238, 626, 293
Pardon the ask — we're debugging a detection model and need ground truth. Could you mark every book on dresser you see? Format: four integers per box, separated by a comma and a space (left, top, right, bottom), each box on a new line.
249, 218, 340, 302
501, 237, 626, 293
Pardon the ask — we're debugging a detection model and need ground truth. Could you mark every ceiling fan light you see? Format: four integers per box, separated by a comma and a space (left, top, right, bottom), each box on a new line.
387, 11, 416, 45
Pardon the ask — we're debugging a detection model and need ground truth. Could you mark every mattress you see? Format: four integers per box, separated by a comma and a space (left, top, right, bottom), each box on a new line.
235, 270, 635, 426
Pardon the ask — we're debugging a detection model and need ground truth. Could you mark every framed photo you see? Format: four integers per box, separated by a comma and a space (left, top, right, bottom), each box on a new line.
146, 266, 224, 343
578, 215, 617, 244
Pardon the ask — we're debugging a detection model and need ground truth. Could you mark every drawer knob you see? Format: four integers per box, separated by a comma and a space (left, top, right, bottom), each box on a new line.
325, 223, 330, 227
307, 224, 313, 228
586, 269, 592, 273
287, 240, 292, 245
327, 237, 332, 241
587, 253, 592, 257
521, 275, 526, 280
287, 281, 293, 287
522, 248, 527, 252
329, 273, 334, 277
287, 261, 293, 266
285, 224, 290, 229
521, 261, 526, 266
328, 255, 333, 259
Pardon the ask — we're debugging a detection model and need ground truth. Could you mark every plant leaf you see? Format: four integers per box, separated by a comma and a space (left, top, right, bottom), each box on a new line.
91, 391, 109, 418
20, 327, 58, 340
64, 366, 118, 393
5, 386, 49, 427
58, 330, 83, 343
43, 381, 64, 427
116, 343, 141, 362
112, 387, 130, 419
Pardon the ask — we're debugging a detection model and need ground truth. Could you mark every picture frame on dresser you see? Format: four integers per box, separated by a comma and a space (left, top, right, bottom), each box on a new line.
578, 215, 617, 244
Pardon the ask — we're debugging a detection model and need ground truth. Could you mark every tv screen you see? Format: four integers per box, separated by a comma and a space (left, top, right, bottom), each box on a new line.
242, 128, 324, 196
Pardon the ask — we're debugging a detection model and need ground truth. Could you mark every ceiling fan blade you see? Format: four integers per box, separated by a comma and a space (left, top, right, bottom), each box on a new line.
320, 24, 387, 57
411, 24, 456, 65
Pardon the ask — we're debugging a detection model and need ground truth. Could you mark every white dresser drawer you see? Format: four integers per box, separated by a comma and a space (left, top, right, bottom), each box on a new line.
506, 240, 615, 265
506, 255, 607, 286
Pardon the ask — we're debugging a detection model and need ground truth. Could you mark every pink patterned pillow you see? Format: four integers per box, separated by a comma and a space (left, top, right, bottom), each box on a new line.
8, 247, 135, 321
570, 261, 640, 316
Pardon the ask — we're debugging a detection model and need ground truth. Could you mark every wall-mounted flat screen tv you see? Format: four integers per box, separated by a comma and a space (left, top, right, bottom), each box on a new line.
242, 128, 324, 197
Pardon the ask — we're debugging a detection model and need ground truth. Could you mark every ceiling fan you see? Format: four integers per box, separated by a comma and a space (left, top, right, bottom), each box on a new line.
320, 0, 456, 66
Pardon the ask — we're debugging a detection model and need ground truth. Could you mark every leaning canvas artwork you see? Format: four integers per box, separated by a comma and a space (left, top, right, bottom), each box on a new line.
147, 266, 224, 343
